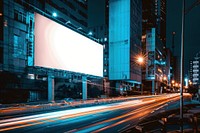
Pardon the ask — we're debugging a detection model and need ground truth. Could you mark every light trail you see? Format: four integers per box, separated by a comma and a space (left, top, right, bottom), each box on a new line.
0, 100, 142, 126
70, 95, 180, 133
0, 99, 148, 132
0, 94, 181, 132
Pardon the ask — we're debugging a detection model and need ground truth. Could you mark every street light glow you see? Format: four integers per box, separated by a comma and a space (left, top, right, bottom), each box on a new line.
137, 56, 144, 64
52, 12, 57, 17
175, 83, 178, 87
88, 31, 93, 36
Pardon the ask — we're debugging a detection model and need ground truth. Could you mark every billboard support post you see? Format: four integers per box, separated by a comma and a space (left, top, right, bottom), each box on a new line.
82, 76, 87, 100
48, 73, 54, 102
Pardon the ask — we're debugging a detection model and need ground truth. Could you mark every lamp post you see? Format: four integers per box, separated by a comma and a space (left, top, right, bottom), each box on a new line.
172, 31, 176, 54
180, 0, 185, 132
136, 55, 145, 95
180, 1, 200, 131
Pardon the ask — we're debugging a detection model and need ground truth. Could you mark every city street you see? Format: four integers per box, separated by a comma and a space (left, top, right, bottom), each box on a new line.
0, 0, 200, 132
0, 93, 191, 133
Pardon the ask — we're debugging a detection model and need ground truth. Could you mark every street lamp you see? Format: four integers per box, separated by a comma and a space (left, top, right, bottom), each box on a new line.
88, 31, 93, 36
180, 0, 185, 131
163, 76, 167, 81
52, 12, 57, 17
136, 55, 145, 95
175, 83, 178, 87
137, 56, 144, 65
179, 1, 200, 131
189, 80, 192, 85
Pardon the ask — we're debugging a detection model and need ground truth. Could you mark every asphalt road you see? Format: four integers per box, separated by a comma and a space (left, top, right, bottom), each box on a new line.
0, 93, 191, 133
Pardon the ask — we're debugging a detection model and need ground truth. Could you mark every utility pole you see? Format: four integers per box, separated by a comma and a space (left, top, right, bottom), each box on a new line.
180, 0, 184, 132
172, 32, 175, 55
180, 0, 200, 132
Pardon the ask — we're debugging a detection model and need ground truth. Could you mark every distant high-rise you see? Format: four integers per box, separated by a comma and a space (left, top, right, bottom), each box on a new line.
87, 0, 110, 95
142, 0, 168, 94
142, 0, 166, 45
174, 56, 181, 83
88, 0, 109, 77
157, 0, 166, 44
142, 0, 156, 34
189, 52, 200, 85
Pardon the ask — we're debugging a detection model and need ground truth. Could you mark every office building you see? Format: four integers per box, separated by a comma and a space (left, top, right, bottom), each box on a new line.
109, 0, 142, 95
142, 0, 168, 94
0, 0, 106, 103
189, 52, 200, 85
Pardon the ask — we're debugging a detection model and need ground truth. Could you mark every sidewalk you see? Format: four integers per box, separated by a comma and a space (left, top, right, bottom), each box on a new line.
121, 101, 200, 133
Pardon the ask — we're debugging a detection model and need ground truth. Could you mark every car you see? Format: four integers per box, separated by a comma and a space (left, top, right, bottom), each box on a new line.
64, 98, 74, 104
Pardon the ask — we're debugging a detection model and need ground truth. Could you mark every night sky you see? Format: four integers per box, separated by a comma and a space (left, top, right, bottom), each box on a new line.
166, 0, 200, 75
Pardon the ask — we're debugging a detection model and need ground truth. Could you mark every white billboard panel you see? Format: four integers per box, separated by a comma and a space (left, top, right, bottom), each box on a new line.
34, 13, 103, 77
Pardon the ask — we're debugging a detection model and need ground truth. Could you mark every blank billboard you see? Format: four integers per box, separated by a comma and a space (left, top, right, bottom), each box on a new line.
34, 13, 103, 77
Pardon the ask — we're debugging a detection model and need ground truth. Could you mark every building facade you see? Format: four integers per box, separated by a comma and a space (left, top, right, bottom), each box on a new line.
189, 52, 200, 85
0, 0, 106, 103
142, 0, 169, 94
108, 0, 142, 95
87, 0, 110, 96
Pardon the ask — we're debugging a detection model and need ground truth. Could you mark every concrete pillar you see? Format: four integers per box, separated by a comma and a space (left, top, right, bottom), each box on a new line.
160, 87, 163, 94
141, 84, 143, 95
152, 80, 155, 95
155, 81, 158, 94
82, 76, 87, 100
48, 74, 54, 102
